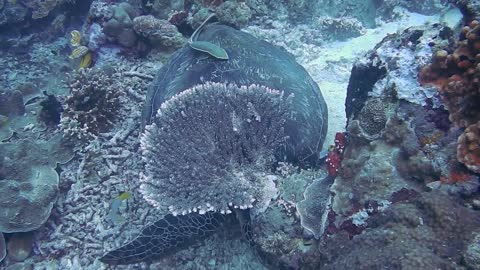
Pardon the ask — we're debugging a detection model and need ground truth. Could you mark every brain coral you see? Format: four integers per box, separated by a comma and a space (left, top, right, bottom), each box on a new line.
140, 82, 290, 215
358, 98, 388, 137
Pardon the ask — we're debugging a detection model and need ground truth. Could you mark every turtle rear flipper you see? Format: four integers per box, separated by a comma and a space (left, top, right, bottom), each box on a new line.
100, 211, 237, 265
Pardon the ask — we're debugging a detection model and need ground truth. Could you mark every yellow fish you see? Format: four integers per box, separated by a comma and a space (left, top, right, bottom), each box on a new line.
79, 52, 92, 69
69, 46, 89, 59
70, 30, 82, 47
117, 192, 132, 200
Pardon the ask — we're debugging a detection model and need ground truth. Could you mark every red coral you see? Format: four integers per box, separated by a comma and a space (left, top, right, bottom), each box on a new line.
325, 132, 347, 176
334, 132, 347, 153
326, 151, 342, 176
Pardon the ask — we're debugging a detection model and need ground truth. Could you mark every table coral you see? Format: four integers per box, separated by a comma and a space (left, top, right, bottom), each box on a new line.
140, 82, 290, 215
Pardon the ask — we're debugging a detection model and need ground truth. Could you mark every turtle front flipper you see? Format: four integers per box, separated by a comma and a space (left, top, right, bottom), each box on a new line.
100, 211, 238, 265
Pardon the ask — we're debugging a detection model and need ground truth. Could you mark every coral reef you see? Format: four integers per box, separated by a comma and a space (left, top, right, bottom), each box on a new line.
325, 22, 479, 267
451, 0, 480, 21
140, 82, 289, 214
419, 19, 480, 173
0, 134, 73, 233
0, 1, 28, 27
148, 0, 185, 20
357, 99, 388, 137
378, 0, 450, 20
0, 1, 476, 269
305, 193, 480, 269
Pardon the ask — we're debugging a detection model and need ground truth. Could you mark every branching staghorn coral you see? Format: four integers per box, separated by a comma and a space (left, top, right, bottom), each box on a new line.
60, 68, 121, 141
140, 82, 291, 215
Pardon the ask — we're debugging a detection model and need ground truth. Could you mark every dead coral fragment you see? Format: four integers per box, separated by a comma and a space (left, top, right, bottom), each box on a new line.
457, 121, 480, 173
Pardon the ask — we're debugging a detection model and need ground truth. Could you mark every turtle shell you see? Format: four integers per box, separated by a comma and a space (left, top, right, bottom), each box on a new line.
142, 24, 328, 167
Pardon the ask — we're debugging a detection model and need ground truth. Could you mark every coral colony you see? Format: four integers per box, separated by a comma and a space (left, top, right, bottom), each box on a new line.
0, 1, 479, 270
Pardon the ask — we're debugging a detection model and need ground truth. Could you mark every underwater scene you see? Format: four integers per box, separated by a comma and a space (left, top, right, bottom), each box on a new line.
0, 0, 480, 269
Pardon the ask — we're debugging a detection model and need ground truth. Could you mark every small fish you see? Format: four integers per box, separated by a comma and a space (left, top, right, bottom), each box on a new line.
79, 52, 92, 69
70, 30, 82, 47
69, 46, 89, 59
106, 192, 132, 225
189, 41, 229, 60
189, 14, 229, 60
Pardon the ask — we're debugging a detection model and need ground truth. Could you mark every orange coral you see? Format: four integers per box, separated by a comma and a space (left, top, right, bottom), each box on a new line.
419, 20, 480, 174
457, 121, 480, 173
440, 168, 475, 184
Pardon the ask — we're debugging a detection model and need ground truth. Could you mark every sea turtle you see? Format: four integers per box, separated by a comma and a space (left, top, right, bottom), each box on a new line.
100, 21, 328, 265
